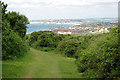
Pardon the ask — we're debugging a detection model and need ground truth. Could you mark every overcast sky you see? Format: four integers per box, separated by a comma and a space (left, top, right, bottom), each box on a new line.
3, 0, 119, 20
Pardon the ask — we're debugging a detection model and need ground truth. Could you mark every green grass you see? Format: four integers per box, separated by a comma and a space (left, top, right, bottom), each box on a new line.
2, 48, 81, 78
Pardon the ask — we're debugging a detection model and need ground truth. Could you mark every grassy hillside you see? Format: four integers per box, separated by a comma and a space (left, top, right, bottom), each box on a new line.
2, 48, 81, 78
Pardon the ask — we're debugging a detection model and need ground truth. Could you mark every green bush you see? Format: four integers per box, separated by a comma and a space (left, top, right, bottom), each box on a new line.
76, 27, 119, 78
5, 11, 29, 38
56, 36, 83, 57
29, 31, 64, 51
29, 31, 42, 45
2, 1, 29, 60
2, 29, 29, 60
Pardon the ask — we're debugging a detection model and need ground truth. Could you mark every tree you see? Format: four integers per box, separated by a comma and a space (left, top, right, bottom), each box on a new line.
0, 1, 7, 20
1, 1, 29, 60
5, 11, 29, 38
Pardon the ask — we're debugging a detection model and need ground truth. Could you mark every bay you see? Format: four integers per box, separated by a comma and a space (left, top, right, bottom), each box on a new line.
26, 24, 74, 34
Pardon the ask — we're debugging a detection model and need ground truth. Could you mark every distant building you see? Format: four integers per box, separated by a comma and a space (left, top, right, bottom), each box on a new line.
99, 28, 109, 33
48, 28, 53, 31
57, 31, 72, 35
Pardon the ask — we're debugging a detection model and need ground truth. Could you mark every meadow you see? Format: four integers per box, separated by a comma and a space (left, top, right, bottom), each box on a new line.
3, 48, 81, 78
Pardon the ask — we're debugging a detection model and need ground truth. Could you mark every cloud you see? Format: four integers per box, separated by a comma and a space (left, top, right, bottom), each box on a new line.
3, 0, 119, 9
2, 0, 118, 20
90, 0, 119, 2
3, 0, 25, 3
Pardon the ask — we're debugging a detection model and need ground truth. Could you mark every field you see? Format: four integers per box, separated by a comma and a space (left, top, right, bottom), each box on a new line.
2, 48, 81, 78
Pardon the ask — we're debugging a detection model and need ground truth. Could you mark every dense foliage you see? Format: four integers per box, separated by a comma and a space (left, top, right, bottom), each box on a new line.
4, 11, 29, 38
2, 29, 28, 59
28, 26, 119, 78
76, 27, 119, 78
56, 36, 86, 58
29, 31, 64, 51
1, 1, 29, 60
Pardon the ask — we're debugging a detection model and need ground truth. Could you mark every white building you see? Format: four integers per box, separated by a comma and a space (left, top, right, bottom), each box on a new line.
69, 27, 75, 29
99, 28, 109, 33
57, 31, 72, 35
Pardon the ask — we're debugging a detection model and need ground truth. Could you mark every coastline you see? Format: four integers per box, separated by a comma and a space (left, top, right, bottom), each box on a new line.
30, 21, 80, 25
26, 23, 76, 34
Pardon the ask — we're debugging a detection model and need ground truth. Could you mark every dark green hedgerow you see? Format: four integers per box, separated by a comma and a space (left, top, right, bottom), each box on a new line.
56, 36, 87, 58
2, 29, 29, 60
29, 31, 65, 51
76, 27, 120, 78
2, 1, 29, 60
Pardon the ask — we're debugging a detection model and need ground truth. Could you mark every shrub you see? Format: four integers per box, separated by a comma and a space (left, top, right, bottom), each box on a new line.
56, 37, 82, 57
5, 11, 29, 38
76, 27, 119, 78
2, 30, 29, 60
1, 1, 29, 60
29, 31, 64, 51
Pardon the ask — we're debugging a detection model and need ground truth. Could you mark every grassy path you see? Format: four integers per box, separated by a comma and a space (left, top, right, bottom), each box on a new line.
2, 48, 81, 78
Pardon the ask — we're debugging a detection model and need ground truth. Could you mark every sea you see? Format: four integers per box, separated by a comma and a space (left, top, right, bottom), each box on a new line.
26, 24, 75, 34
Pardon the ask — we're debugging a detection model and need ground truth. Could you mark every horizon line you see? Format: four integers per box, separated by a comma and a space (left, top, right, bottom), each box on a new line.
29, 17, 118, 21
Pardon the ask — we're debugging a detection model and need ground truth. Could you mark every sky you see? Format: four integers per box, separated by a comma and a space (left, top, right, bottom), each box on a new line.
2, 0, 119, 20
